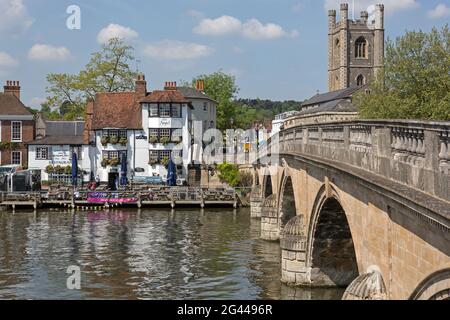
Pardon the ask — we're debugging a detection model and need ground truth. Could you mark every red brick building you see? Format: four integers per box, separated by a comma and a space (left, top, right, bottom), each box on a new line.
0, 81, 35, 168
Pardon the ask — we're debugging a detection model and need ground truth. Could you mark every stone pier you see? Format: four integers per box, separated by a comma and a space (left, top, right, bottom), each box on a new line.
260, 194, 280, 241
280, 215, 309, 286
250, 186, 263, 218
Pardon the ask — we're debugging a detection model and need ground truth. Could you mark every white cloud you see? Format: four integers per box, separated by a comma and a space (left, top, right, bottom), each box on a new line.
142, 40, 215, 60
0, 52, 19, 67
428, 4, 450, 19
97, 23, 139, 44
324, 0, 419, 15
28, 44, 72, 61
193, 16, 242, 36
0, 0, 34, 34
193, 15, 298, 40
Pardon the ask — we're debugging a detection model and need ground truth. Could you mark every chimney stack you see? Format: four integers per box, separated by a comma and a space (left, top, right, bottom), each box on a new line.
135, 74, 147, 97
196, 80, 205, 92
164, 81, 177, 90
4, 80, 21, 100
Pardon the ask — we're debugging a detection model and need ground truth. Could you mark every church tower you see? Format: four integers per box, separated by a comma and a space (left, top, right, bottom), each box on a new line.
328, 3, 385, 92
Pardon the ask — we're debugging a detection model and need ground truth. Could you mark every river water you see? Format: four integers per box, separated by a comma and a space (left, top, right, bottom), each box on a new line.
0, 208, 343, 300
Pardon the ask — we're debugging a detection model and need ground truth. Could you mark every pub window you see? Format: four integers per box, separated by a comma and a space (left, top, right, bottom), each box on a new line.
160, 104, 171, 118
36, 147, 49, 160
149, 129, 159, 139
109, 130, 119, 138
119, 130, 127, 138
203, 102, 208, 111
159, 150, 171, 160
210, 121, 215, 128
149, 104, 159, 117
172, 129, 182, 143
172, 104, 181, 118
160, 129, 171, 140
109, 151, 119, 160
355, 37, 367, 58
11, 121, 22, 142
149, 150, 158, 163
12, 151, 21, 165
102, 130, 108, 137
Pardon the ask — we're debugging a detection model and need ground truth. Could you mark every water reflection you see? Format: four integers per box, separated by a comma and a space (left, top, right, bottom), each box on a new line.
0, 208, 342, 300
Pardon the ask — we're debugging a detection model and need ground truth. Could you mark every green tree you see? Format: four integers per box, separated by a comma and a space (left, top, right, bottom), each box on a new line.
44, 38, 138, 120
216, 163, 240, 187
355, 25, 450, 121
192, 71, 240, 130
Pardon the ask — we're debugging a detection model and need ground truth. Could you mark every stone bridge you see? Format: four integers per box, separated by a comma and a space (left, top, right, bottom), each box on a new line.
250, 119, 450, 300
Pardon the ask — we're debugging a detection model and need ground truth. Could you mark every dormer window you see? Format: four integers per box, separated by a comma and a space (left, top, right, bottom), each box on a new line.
355, 37, 368, 58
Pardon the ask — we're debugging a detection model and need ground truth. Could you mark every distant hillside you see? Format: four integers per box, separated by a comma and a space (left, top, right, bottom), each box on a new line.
232, 99, 301, 129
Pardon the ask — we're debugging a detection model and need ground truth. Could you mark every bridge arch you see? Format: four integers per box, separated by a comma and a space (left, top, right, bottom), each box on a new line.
306, 185, 359, 287
262, 170, 273, 199
277, 169, 297, 230
409, 268, 450, 300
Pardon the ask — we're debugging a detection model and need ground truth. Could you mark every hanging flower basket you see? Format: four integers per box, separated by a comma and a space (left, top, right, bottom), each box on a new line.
110, 136, 119, 145
101, 136, 109, 146
101, 158, 109, 168
119, 137, 128, 146
149, 136, 158, 144
149, 159, 158, 166
160, 157, 169, 167
109, 158, 119, 167
160, 137, 171, 145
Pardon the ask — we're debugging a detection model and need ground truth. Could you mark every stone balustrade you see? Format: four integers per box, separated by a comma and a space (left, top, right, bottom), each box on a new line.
263, 119, 450, 201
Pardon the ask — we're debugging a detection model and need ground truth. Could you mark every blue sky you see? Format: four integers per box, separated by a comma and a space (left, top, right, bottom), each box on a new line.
0, 0, 449, 107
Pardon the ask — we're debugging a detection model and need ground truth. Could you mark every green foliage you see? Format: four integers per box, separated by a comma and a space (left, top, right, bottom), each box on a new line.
109, 136, 119, 145
39, 38, 138, 121
216, 163, 240, 187
0, 142, 20, 151
192, 71, 240, 130
356, 25, 450, 121
149, 136, 158, 144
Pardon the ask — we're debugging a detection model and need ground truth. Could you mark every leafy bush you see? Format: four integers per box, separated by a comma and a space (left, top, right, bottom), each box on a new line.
237, 171, 253, 188
216, 163, 240, 187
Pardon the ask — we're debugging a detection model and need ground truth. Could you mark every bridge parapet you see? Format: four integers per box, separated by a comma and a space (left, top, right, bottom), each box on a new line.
270, 119, 450, 201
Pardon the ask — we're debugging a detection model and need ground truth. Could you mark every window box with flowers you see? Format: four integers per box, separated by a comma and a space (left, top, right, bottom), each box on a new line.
172, 136, 182, 143
149, 136, 158, 144
119, 137, 128, 146
101, 136, 109, 146
109, 136, 119, 145
101, 158, 109, 168
160, 157, 170, 167
160, 137, 171, 145
149, 159, 158, 166
109, 158, 120, 167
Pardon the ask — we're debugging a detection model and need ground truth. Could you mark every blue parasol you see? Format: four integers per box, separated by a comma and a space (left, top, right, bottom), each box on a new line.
167, 156, 177, 187
71, 152, 78, 187
120, 152, 128, 186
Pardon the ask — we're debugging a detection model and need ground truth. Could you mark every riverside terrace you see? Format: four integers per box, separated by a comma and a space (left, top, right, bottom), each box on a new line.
0, 186, 239, 211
